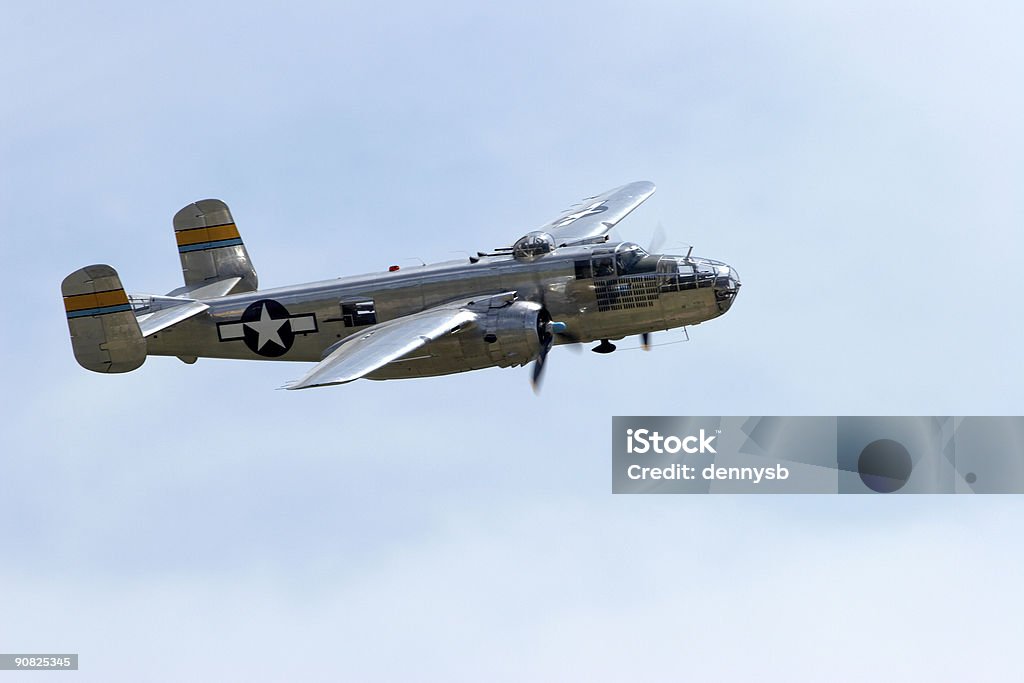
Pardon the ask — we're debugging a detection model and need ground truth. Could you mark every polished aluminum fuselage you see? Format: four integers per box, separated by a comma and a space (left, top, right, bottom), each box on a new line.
143, 242, 738, 379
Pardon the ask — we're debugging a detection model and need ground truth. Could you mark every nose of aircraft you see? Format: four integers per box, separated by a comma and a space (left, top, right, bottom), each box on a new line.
714, 264, 741, 313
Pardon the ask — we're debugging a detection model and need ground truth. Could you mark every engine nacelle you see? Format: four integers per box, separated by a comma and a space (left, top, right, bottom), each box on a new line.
459, 300, 546, 369
366, 299, 550, 381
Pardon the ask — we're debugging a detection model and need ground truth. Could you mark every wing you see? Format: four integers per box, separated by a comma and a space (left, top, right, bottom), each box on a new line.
537, 181, 655, 246
285, 292, 515, 390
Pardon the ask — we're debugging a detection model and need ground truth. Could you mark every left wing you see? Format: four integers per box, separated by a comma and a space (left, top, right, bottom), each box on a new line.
536, 181, 656, 246
286, 293, 514, 390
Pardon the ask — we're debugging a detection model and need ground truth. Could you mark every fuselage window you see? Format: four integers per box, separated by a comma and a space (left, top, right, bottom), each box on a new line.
593, 256, 615, 278
678, 265, 696, 290
574, 260, 593, 280
341, 301, 377, 327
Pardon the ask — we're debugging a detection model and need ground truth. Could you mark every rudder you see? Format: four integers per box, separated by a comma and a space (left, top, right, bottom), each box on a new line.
173, 199, 258, 294
62, 265, 146, 373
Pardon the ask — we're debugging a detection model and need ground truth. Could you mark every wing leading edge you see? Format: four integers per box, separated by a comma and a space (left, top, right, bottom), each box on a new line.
537, 180, 655, 246
285, 292, 516, 390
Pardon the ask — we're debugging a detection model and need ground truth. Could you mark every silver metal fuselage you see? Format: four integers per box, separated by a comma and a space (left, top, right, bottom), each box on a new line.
142, 241, 741, 380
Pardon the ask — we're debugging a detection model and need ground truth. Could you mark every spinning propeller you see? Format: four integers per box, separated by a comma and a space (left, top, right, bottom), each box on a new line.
531, 223, 681, 390
634, 222, 689, 352
530, 289, 582, 392
531, 316, 568, 392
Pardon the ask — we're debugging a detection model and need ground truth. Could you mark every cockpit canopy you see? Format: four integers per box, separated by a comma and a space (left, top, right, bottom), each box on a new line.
614, 242, 648, 273
512, 231, 556, 260
588, 242, 652, 276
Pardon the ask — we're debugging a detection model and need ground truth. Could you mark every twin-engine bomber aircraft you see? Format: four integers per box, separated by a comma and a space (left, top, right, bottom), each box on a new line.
61, 181, 741, 390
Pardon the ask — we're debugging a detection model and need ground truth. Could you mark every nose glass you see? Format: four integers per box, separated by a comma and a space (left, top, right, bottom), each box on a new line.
713, 265, 741, 313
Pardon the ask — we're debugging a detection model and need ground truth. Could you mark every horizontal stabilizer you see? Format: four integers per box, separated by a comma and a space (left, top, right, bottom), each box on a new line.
136, 300, 209, 337
62, 264, 146, 373
165, 276, 242, 300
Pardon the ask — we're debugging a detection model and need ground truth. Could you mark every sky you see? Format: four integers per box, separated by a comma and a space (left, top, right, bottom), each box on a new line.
2, 1, 1023, 680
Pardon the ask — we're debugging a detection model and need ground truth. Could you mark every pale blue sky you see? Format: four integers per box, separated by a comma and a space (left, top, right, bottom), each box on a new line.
2, 2, 1023, 680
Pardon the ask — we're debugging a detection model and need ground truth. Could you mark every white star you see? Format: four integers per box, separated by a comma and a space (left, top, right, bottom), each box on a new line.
552, 201, 607, 228
244, 303, 287, 351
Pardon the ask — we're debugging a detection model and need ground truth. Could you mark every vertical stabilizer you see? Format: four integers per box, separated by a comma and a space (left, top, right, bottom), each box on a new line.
62, 265, 146, 373
173, 199, 258, 294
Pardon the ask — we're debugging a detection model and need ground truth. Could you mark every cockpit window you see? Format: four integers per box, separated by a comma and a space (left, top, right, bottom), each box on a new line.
614, 242, 648, 273
593, 256, 615, 277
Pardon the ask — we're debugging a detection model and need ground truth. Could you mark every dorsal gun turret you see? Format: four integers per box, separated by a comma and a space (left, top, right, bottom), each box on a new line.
512, 231, 556, 260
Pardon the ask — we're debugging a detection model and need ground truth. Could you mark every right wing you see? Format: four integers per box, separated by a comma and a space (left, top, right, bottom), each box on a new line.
535, 181, 656, 246
286, 292, 515, 390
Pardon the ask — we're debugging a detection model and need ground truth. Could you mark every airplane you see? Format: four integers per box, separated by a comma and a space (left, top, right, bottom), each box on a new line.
61, 181, 741, 391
